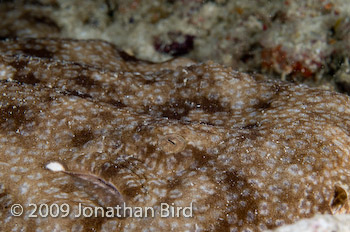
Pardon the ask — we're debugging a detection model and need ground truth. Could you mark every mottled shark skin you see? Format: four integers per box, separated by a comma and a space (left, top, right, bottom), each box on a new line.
0, 38, 350, 232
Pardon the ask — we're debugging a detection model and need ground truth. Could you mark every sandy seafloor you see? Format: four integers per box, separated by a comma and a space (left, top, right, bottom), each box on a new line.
1, 0, 350, 231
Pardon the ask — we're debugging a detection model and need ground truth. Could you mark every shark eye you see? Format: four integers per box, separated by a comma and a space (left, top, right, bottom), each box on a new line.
330, 185, 349, 214
158, 134, 186, 153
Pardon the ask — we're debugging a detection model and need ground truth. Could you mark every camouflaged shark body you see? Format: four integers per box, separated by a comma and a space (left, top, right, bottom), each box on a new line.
0, 38, 349, 232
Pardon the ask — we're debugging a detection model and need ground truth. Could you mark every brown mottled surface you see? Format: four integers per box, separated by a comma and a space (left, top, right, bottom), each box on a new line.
0, 38, 350, 231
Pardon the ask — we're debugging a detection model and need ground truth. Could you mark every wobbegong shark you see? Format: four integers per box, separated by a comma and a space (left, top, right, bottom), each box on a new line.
0, 38, 349, 231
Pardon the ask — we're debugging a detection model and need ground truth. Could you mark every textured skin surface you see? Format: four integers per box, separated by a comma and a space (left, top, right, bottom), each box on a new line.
0, 38, 350, 231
